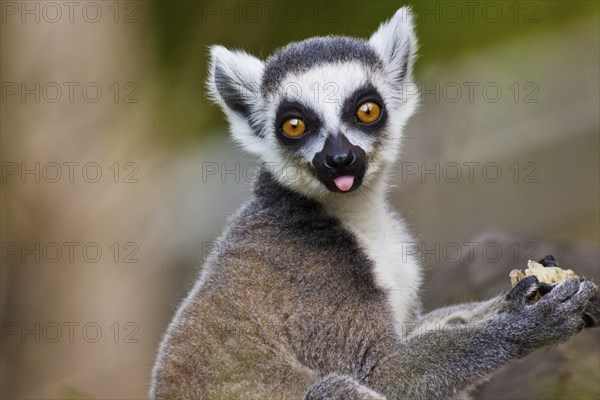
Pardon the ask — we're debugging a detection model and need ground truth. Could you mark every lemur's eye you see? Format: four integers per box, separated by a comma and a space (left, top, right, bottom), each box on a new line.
282, 118, 306, 138
356, 102, 381, 124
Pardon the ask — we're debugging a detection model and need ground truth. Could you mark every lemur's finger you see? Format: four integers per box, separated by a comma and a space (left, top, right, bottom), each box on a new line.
539, 278, 580, 304
506, 275, 539, 308
536, 282, 554, 297
583, 289, 600, 328
538, 255, 558, 267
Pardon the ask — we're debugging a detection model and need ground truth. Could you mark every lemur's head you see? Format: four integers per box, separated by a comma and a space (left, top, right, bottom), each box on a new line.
208, 7, 418, 200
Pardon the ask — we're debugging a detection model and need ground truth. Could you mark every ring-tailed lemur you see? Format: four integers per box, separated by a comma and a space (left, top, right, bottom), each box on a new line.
151, 7, 599, 399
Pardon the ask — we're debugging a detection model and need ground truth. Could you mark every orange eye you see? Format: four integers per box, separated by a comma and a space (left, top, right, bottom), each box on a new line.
282, 118, 306, 138
356, 102, 381, 124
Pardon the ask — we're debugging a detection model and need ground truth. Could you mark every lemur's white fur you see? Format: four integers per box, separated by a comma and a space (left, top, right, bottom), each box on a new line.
208, 8, 421, 333
323, 180, 423, 334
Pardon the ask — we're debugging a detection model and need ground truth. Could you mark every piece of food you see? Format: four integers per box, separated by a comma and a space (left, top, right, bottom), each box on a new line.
510, 260, 579, 287
510, 257, 598, 324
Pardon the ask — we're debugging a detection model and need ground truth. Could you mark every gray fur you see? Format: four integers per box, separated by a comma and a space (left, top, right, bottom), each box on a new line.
305, 374, 385, 400
151, 171, 597, 399
261, 36, 383, 95
151, 7, 598, 399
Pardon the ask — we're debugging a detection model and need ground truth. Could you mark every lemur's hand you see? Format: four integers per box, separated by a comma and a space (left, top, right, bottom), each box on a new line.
495, 275, 595, 357
538, 254, 600, 328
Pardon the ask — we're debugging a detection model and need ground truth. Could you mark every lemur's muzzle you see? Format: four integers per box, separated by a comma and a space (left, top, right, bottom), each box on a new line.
312, 134, 366, 193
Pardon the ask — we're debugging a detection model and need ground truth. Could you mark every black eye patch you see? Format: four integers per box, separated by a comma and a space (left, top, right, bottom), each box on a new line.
274, 100, 322, 147
341, 83, 388, 133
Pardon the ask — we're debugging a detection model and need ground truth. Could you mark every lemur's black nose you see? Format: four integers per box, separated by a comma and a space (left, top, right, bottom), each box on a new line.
325, 150, 355, 170
312, 133, 366, 193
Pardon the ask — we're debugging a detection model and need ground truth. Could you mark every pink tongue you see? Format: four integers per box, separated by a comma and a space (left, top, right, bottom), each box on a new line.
333, 175, 355, 192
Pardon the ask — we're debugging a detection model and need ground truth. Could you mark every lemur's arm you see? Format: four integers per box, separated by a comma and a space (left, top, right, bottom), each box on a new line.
413, 296, 503, 328
415, 255, 600, 331
362, 277, 594, 399
414, 286, 599, 331
305, 277, 594, 400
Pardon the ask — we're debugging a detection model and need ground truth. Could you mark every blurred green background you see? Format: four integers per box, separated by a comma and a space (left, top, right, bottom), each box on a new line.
146, 0, 598, 142
1, 1, 598, 399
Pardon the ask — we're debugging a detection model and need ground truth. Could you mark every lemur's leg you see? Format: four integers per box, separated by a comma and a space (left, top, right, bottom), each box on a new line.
305, 374, 385, 400
363, 277, 594, 400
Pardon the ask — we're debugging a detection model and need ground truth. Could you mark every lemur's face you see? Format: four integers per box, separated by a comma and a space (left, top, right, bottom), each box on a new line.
267, 59, 388, 194
209, 7, 418, 200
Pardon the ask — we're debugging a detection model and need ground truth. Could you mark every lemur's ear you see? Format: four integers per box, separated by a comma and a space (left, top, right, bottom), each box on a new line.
369, 7, 418, 83
208, 45, 263, 118
207, 45, 266, 154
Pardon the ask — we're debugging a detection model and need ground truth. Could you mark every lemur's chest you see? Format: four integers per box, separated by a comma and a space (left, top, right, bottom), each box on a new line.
329, 205, 422, 330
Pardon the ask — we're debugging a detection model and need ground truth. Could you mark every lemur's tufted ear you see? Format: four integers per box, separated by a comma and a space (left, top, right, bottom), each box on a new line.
369, 7, 418, 83
207, 46, 266, 154
208, 45, 263, 119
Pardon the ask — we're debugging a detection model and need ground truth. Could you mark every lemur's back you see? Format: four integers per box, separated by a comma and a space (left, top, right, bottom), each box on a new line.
152, 171, 402, 399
